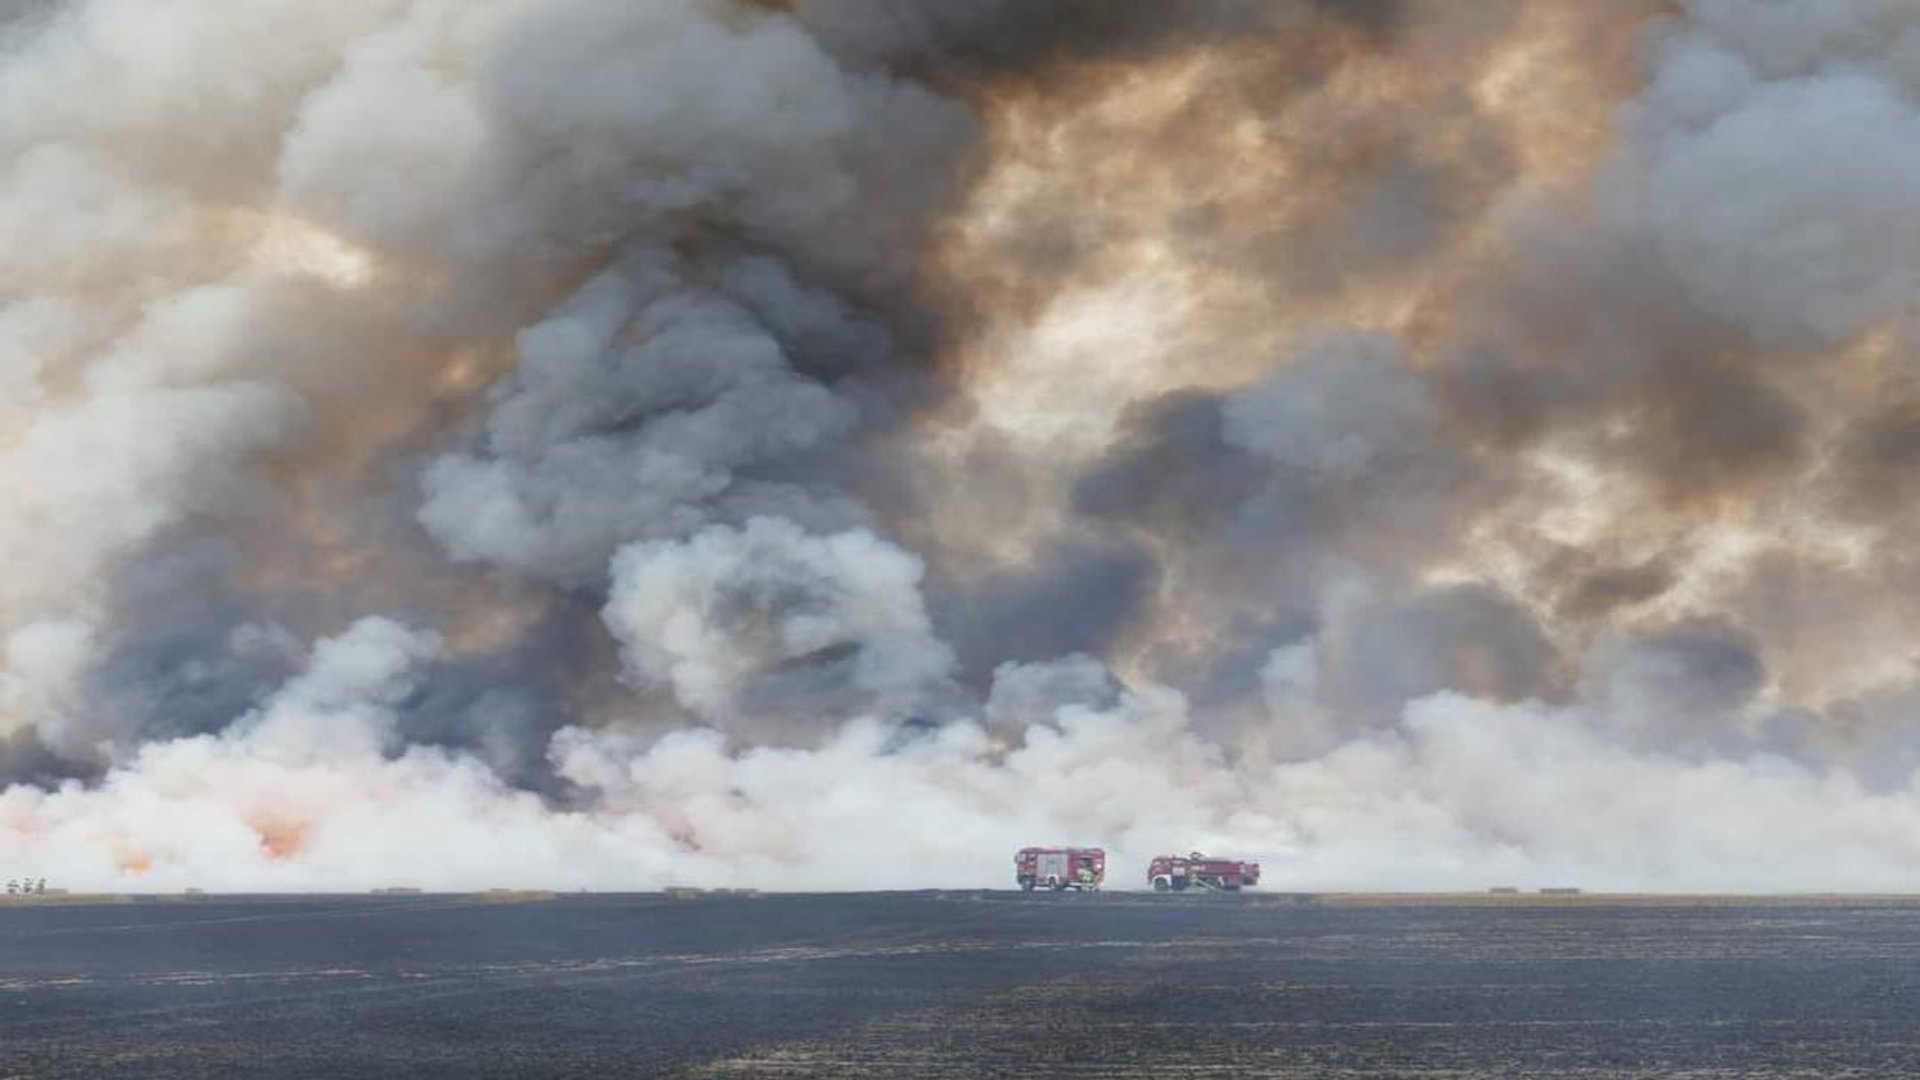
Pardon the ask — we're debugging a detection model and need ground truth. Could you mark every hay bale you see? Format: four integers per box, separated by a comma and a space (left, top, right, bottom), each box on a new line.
480, 889, 557, 904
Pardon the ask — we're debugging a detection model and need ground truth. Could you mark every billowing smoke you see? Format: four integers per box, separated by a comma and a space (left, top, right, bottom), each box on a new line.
6, 0, 1920, 893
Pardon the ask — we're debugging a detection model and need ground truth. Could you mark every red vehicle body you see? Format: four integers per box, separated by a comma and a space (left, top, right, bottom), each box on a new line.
1148, 852, 1261, 891
1014, 847, 1105, 891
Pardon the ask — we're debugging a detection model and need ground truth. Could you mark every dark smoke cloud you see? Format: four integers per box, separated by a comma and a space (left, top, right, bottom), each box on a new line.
1827, 403, 1920, 524
395, 597, 609, 792
1549, 555, 1677, 621
63, 535, 298, 767
10, 0, 1920, 893
418, 253, 876, 588
1585, 618, 1767, 756
928, 538, 1159, 686
1074, 330, 1486, 625
778, 0, 1408, 76
1074, 393, 1264, 544
1434, 222, 1811, 506
1337, 584, 1563, 719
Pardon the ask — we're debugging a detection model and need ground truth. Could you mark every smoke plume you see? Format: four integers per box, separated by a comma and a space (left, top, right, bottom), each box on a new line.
6, 0, 1920, 893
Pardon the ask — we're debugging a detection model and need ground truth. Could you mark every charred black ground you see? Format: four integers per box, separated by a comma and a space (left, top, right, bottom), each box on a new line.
5, 892, 1920, 1077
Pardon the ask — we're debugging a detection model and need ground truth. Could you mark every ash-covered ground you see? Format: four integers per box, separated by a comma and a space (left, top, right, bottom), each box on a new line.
4, 892, 1920, 1078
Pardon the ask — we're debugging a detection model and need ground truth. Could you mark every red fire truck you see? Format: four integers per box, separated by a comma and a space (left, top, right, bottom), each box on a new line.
1014, 847, 1106, 891
1148, 851, 1260, 891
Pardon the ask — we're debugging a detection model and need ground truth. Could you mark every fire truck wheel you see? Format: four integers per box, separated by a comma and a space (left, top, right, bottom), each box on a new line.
1018, 878, 1034, 892
1152, 878, 1171, 892
1048, 878, 1065, 892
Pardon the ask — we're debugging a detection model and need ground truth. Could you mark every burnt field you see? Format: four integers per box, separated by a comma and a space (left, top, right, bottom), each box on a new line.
4, 892, 1920, 1077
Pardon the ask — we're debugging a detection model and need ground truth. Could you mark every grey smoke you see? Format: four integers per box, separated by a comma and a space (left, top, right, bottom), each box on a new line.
1584, 618, 1766, 755
783, 0, 1409, 74
928, 538, 1159, 687
602, 517, 957, 736
418, 252, 870, 587
77, 537, 301, 764
9, 0, 1920, 893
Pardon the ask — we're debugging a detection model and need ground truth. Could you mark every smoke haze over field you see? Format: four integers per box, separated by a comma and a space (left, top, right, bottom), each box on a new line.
6, 0, 1920, 892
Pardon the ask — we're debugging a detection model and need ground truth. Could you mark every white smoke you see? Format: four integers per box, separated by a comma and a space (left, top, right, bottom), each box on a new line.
0, 619, 94, 749
602, 517, 956, 729
10, 629, 1920, 892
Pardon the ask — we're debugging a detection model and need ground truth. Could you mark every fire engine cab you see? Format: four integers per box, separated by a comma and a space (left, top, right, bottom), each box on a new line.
1148, 851, 1260, 891
1015, 847, 1105, 891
